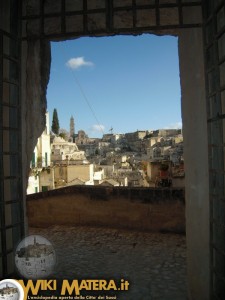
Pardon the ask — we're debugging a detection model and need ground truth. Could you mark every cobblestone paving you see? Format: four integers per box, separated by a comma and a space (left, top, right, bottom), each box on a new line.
30, 226, 187, 300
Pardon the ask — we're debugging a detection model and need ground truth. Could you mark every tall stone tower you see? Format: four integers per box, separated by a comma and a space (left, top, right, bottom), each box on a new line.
70, 116, 75, 139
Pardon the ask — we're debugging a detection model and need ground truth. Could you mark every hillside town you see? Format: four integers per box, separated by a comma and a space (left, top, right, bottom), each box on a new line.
27, 112, 184, 194
0, 284, 18, 300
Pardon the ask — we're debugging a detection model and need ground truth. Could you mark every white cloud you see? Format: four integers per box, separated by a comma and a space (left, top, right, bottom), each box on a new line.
66, 57, 94, 70
164, 122, 182, 129
90, 124, 105, 133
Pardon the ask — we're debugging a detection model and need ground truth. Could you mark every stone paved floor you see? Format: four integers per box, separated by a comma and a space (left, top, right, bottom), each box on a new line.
30, 226, 187, 300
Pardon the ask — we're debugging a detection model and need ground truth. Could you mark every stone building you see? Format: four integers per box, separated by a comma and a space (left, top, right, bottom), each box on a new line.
148, 136, 163, 147
125, 130, 147, 141
158, 129, 180, 137
75, 130, 89, 145
1, 1, 225, 299
93, 167, 104, 185
51, 136, 86, 163
173, 134, 183, 144
147, 144, 162, 160
102, 133, 113, 142
39, 167, 55, 192
124, 130, 147, 151
54, 163, 94, 187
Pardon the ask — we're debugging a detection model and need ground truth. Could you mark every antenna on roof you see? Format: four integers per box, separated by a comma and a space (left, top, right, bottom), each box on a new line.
109, 127, 113, 134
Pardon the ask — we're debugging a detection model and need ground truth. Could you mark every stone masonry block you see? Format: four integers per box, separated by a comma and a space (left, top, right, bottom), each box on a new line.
88, 13, 106, 31
44, 0, 61, 14
159, 0, 177, 3
44, 17, 61, 35
26, 19, 40, 37
25, 0, 40, 16
136, 9, 156, 27
87, 0, 106, 10
136, 0, 156, 5
65, 0, 83, 11
66, 15, 83, 33
160, 7, 179, 25
113, 0, 132, 8
114, 11, 133, 29
182, 6, 202, 24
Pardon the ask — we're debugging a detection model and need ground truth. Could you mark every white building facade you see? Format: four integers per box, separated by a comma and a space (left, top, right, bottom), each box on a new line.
27, 113, 51, 194
31, 112, 51, 168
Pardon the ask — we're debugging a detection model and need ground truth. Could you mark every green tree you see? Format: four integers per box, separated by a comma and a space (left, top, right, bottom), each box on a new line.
51, 108, 59, 134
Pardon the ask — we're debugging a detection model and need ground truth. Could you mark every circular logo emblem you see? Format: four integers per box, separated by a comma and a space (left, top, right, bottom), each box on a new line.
0, 279, 24, 300
15, 235, 56, 279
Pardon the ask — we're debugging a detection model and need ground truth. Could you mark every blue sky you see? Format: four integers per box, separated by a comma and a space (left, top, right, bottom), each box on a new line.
47, 34, 181, 138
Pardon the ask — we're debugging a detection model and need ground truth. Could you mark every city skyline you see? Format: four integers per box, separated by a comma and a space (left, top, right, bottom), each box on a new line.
47, 34, 182, 138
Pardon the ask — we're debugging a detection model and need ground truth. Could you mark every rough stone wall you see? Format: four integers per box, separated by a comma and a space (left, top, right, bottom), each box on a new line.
27, 186, 185, 233
22, 0, 201, 39
25, 39, 51, 177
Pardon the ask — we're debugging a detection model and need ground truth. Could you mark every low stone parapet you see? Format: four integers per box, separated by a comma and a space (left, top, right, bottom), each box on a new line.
27, 186, 185, 233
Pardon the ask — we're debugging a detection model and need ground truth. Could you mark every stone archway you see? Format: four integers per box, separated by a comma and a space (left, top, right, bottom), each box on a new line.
2, 1, 219, 299
20, 2, 210, 298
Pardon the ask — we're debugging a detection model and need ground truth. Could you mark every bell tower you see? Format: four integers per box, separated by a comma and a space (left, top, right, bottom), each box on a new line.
70, 116, 75, 141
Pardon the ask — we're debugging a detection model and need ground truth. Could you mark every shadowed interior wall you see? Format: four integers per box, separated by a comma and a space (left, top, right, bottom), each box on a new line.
179, 28, 210, 300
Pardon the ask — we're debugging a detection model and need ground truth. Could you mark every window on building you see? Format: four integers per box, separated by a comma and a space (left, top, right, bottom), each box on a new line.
42, 186, 48, 192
